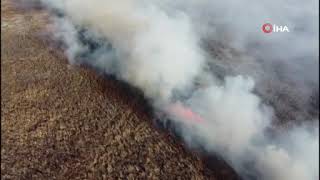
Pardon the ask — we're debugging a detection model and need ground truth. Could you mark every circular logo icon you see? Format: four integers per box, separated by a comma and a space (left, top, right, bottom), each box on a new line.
262, 23, 273, 33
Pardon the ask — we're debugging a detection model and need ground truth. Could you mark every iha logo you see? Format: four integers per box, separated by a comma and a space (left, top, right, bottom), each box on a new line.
262, 23, 290, 33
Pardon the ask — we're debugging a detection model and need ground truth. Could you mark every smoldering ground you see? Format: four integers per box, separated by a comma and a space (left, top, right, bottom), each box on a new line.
18, 0, 319, 179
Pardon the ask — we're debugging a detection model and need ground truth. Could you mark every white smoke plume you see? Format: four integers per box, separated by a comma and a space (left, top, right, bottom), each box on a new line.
36, 0, 318, 179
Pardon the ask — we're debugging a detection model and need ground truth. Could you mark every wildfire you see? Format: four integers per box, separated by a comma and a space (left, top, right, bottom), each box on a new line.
167, 102, 204, 123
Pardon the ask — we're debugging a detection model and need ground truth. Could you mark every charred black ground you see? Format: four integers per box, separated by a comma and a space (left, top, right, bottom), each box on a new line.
2, 1, 238, 179
3, 0, 319, 179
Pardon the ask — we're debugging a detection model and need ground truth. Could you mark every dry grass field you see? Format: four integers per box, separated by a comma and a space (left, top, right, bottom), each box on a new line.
0, 1, 231, 179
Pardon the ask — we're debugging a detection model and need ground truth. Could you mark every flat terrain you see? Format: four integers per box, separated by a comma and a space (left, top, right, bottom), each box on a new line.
1, 1, 221, 179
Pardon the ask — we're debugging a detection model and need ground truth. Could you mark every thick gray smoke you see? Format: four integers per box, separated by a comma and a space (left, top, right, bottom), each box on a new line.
38, 0, 318, 179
